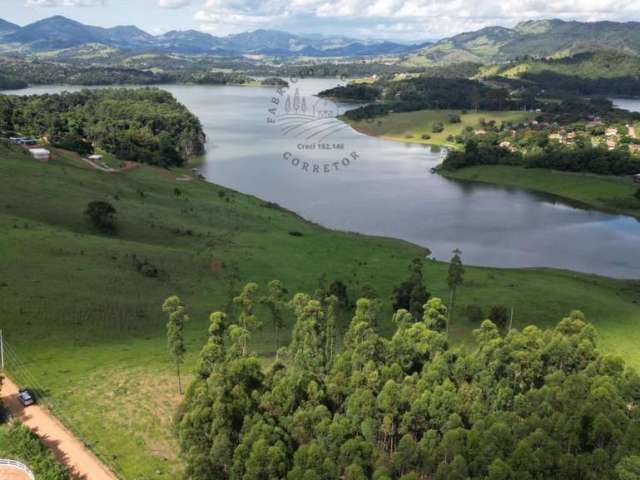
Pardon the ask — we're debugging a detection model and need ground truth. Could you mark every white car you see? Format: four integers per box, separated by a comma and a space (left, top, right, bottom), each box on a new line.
18, 389, 35, 407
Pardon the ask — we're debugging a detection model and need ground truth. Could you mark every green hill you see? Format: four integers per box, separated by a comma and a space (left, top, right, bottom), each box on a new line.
485, 50, 640, 79
478, 51, 640, 95
1, 142, 639, 478
409, 19, 640, 65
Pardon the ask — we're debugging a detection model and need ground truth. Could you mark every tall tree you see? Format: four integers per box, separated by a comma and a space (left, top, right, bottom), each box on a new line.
392, 257, 430, 319
163, 295, 189, 394
446, 249, 465, 330
261, 279, 288, 348
233, 282, 261, 355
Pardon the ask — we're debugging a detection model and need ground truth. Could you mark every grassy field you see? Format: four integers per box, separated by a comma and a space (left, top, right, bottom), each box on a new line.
443, 165, 640, 218
1, 142, 639, 479
345, 109, 535, 149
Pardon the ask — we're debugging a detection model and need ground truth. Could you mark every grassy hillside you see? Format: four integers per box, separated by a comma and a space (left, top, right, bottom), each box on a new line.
408, 19, 640, 66
483, 51, 640, 80
346, 109, 534, 149
442, 165, 640, 218
1, 142, 639, 479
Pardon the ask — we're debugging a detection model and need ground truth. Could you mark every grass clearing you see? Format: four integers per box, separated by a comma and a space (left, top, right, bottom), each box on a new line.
0, 143, 639, 479
345, 109, 535, 148
442, 165, 640, 218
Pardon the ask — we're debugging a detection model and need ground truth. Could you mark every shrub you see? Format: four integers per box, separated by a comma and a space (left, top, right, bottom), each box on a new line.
1, 423, 70, 480
465, 304, 484, 323
635, 188, 640, 201
131, 255, 159, 278
448, 114, 461, 123
421, 133, 431, 140
432, 123, 445, 133
489, 305, 509, 329
51, 134, 93, 156
84, 201, 116, 234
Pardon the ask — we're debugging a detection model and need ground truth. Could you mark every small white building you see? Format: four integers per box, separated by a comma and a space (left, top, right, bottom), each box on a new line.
29, 148, 51, 162
88, 154, 103, 162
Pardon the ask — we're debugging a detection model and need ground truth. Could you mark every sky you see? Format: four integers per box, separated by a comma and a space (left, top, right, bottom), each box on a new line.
3, 0, 640, 42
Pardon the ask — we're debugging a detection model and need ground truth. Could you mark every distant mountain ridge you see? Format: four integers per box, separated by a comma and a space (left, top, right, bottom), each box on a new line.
3, 16, 640, 61
412, 19, 640, 65
0, 18, 19, 36
0, 16, 427, 57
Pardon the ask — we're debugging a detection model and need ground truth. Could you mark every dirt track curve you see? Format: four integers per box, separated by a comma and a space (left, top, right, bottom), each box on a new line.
1, 376, 118, 480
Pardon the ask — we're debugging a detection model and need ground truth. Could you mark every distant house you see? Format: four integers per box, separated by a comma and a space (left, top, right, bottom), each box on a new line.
548, 133, 562, 142
634, 173, 640, 183
29, 148, 51, 161
88, 154, 103, 162
605, 128, 618, 137
606, 139, 618, 150
499, 141, 517, 152
629, 144, 640, 154
474, 129, 487, 135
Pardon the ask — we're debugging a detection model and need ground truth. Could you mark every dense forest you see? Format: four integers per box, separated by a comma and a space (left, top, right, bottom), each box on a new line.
0, 89, 205, 166
175, 279, 640, 480
485, 51, 640, 96
335, 78, 525, 121
0, 60, 255, 87
0, 74, 28, 90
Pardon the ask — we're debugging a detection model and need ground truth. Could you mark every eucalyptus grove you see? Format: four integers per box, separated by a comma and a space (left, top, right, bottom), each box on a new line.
176, 283, 640, 480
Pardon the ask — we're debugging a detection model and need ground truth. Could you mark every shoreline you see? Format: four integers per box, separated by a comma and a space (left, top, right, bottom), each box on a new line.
343, 118, 640, 221
181, 165, 639, 281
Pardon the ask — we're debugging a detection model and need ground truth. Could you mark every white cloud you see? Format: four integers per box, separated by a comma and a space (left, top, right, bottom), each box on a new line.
158, 0, 191, 8
192, 0, 640, 39
26, 0, 106, 6
195, 0, 290, 33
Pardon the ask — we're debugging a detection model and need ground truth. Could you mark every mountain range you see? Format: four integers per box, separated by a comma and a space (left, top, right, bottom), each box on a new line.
1, 16, 640, 62
411, 19, 640, 65
0, 16, 428, 57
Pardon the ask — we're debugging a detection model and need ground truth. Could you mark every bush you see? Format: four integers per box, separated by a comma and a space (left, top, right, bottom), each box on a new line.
432, 123, 445, 133
465, 304, 485, 323
1, 423, 70, 480
51, 134, 93, 156
635, 188, 640, 201
421, 133, 431, 140
448, 114, 461, 123
85, 201, 116, 234
489, 305, 509, 329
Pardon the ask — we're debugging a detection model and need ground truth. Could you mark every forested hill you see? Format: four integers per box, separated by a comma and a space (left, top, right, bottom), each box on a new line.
479, 51, 640, 96
0, 89, 205, 166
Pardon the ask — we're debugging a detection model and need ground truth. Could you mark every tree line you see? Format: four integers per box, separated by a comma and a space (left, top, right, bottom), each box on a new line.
0, 88, 205, 166
170, 263, 640, 480
442, 139, 640, 176
0, 61, 258, 88
336, 77, 526, 121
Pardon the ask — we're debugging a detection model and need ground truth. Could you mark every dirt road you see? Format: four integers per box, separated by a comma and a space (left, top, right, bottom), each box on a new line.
0, 376, 118, 480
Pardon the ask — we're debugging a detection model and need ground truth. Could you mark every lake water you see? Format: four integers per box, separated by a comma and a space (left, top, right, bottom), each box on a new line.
613, 97, 640, 113
4, 82, 640, 278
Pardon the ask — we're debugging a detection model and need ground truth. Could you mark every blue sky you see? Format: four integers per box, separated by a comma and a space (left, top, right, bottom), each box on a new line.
3, 0, 640, 41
